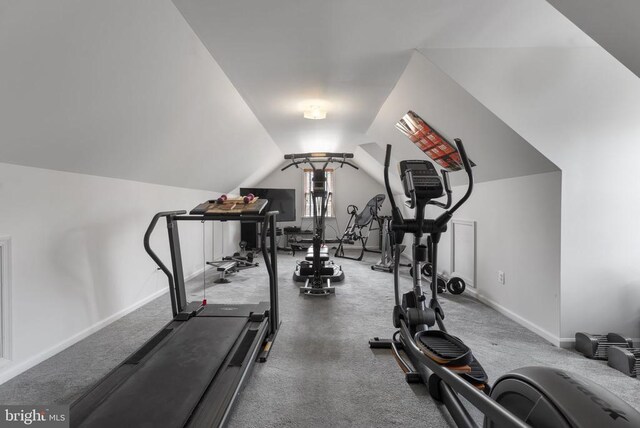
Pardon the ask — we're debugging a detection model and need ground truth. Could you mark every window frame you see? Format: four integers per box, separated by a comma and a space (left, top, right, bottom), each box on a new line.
302, 168, 335, 218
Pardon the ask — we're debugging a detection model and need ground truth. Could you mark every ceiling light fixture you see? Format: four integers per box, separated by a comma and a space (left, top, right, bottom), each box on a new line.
303, 105, 327, 120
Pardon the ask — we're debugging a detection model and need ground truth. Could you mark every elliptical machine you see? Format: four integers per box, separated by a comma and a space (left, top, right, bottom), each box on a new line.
370, 140, 640, 427
282, 152, 358, 296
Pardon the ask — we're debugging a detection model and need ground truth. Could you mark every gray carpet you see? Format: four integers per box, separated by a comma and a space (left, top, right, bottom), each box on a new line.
0, 250, 639, 427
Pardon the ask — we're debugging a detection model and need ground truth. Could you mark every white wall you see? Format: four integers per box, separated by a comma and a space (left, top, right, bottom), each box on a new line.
429, 172, 562, 344
0, 0, 269, 383
0, 162, 224, 383
255, 163, 388, 249
366, 50, 564, 344
366, 52, 558, 187
0, 0, 282, 192
421, 46, 640, 343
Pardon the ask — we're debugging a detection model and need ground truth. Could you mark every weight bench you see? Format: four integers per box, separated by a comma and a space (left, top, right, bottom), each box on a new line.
206, 260, 238, 283
306, 246, 330, 262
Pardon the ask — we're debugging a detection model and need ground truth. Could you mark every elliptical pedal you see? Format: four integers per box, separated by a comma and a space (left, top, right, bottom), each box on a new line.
460, 357, 490, 393
415, 330, 491, 392
415, 330, 473, 367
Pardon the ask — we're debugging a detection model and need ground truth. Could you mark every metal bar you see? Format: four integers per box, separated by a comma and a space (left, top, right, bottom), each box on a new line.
269, 213, 279, 331
167, 216, 187, 313
439, 381, 478, 428
143, 211, 186, 319
261, 212, 279, 335
174, 215, 269, 222
284, 152, 355, 159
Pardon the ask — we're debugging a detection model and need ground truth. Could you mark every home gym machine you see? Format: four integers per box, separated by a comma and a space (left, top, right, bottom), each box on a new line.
282, 152, 358, 295
335, 193, 385, 261
370, 136, 640, 427
71, 199, 280, 428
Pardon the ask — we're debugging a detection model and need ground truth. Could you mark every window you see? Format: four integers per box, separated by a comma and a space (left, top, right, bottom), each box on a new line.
303, 168, 335, 217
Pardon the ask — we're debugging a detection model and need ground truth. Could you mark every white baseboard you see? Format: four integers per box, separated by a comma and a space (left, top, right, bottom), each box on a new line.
470, 291, 561, 347
0, 266, 210, 385
559, 337, 576, 349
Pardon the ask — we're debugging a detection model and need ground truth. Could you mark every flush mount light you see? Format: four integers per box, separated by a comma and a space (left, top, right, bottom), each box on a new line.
303, 105, 327, 120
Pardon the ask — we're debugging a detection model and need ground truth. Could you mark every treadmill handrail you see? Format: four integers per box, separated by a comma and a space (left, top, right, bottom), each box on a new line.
261, 211, 279, 334
144, 210, 186, 317
147, 209, 280, 331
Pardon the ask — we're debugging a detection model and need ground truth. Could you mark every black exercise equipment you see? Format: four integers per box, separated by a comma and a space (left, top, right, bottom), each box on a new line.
207, 260, 237, 284
371, 216, 393, 272
335, 194, 385, 261
575, 332, 633, 360
281, 152, 358, 296
71, 202, 280, 428
370, 132, 640, 427
575, 332, 640, 378
421, 235, 466, 294
224, 241, 259, 270
608, 345, 640, 377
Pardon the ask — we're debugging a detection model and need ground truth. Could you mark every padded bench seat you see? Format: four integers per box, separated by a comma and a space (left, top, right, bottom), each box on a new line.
306, 246, 330, 261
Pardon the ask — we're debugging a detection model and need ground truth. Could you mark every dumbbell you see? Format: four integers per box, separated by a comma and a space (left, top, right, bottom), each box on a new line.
243, 193, 255, 204
216, 194, 228, 204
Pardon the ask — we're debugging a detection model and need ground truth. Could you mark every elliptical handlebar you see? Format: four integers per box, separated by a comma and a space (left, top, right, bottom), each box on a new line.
428, 171, 452, 210
434, 138, 474, 228
384, 145, 398, 213
448, 138, 474, 215
385, 139, 473, 227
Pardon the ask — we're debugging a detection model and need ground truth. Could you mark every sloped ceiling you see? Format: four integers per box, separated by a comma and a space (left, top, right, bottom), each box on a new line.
173, 0, 591, 161
547, 0, 640, 79
0, 0, 282, 192
367, 51, 559, 186
1, 0, 608, 192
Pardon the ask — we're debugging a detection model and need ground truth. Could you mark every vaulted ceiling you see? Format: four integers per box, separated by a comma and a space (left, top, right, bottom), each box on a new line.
2, 0, 638, 192
547, 0, 640, 79
173, 0, 593, 157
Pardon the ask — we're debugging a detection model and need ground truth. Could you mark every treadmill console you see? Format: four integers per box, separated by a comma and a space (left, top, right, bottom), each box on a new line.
399, 160, 444, 200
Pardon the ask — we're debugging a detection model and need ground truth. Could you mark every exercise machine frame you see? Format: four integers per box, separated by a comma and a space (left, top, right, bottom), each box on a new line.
282, 152, 358, 295
71, 209, 280, 427
335, 194, 386, 261
370, 139, 640, 427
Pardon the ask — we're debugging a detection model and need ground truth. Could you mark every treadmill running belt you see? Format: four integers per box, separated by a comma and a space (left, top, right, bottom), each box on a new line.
76, 317, 246, 428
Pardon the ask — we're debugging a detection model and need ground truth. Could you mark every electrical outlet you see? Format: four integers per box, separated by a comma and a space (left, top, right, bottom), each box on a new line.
498, 270, 505, 284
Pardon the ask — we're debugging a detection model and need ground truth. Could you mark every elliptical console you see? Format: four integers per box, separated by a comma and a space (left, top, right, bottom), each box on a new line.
399, 160, 444, 200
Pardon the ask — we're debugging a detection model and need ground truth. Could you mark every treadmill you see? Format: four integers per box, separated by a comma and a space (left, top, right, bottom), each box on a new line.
71, 200, 280, 427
